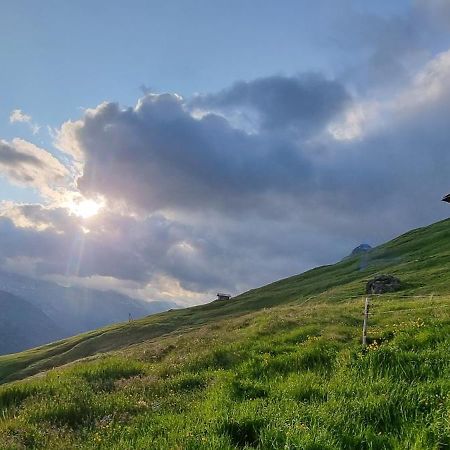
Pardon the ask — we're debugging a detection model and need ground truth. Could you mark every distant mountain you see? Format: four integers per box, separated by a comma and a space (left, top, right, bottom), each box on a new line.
350, 243, 372, 256
0, 270, 177, 337
0, 290, 64, 355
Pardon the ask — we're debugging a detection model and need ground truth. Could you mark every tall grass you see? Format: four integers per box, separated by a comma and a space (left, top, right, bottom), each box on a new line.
0, 295, 448, 449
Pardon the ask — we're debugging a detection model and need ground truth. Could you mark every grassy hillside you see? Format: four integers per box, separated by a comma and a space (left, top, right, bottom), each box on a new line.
0, 219, 450, 448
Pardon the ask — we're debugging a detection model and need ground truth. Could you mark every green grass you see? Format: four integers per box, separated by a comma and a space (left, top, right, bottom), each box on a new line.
1, 218, 450, 448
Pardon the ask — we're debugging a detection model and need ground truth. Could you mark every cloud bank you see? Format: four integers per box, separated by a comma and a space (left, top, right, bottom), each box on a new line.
2, 29, 450, 304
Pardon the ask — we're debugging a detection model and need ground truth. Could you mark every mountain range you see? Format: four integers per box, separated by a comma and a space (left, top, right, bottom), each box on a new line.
0, 270, 177, 354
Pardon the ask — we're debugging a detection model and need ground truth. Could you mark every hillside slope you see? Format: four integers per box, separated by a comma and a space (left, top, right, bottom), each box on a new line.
2, 217, 450, 384
0, 219, 449, 448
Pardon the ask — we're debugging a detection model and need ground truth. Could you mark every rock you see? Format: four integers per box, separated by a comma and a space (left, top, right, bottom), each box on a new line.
351, 244, 372, 256
366, 274, 401, 294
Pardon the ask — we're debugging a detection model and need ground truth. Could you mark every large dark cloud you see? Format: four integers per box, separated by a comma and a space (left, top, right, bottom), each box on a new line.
59, 65, 450, 227
190, 73, 350, 133
63, 93, 324, 215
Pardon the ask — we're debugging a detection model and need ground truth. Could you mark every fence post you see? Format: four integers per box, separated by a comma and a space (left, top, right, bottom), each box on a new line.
362, 297, 370, 347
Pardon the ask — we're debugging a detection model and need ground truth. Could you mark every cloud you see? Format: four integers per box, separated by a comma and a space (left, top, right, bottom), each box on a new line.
0, 202, 358, 301
190, 73, 350, 134
0, 202, 67, 231
56, 76, 350, 216
330, 1, 450, 93
396, 49, 450, 110
9, 109, 40, 134
0, 139, 71, 200
416, 0, 450, 32
0, 204, 243, 299
10, 109, 32, 124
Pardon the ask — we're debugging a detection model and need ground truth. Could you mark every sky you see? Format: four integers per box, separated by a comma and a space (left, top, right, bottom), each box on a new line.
1, 0, 450, 306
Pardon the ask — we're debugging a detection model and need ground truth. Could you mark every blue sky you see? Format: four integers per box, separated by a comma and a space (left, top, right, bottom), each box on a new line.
1, 1, 450, 304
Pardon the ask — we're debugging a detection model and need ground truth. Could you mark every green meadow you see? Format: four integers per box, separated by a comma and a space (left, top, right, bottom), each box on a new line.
1, 219, 450, 449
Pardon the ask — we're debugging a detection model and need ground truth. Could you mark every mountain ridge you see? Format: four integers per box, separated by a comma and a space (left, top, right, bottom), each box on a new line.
0, 291, 64, 355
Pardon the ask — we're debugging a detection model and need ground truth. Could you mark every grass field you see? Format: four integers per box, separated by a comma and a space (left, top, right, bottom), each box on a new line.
1, 219, 450, 448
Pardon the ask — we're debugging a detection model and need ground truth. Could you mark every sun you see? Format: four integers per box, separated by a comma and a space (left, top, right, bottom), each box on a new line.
69, 198, 104, 218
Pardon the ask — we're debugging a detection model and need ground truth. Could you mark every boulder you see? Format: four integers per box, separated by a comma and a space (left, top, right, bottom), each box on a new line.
366, 274, 401, 294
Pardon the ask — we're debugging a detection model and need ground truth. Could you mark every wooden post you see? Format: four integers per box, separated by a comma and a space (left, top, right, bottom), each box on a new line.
362, 297, 370, 347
